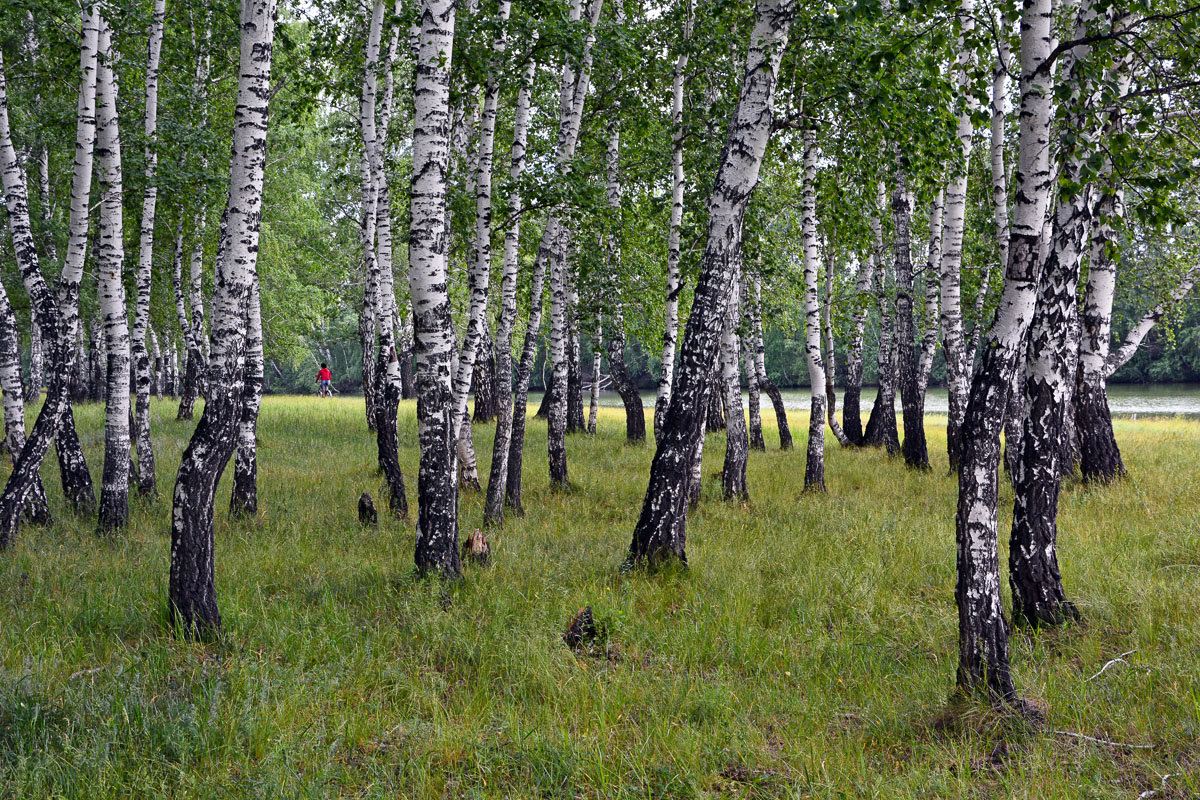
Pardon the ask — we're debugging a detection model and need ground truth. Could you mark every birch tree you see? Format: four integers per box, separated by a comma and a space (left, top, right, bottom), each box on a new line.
0, 4, 98, 543
800, 130, 827, 491
719, 262, 747, 499
169, 0, 277, 631
407, 0, 461, 578
626, 0, 795, 566
953, 0, 1055, 706
131, 0, 166, 498
891, 167, 928, 469
482, 57, 535, 526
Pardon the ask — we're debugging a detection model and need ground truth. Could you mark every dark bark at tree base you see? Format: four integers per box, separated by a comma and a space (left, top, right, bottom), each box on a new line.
842, 385, 864, 446
374, 351, 408, 518
567, 334, 585, 434
760, 377, 792, 449
55, 402, 95, 514
400, 351, 415, 399
177, 353, 200, 420
863, 388, 900, 455
1075, 378, 1124, 483
608, 336, 646, 444
535, 381, 555, 419
705, 375, 725, 432
804, 394, 825, 492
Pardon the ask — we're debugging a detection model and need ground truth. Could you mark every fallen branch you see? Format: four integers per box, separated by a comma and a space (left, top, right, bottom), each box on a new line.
1085, 649, 1136, 682
1052, 730, 1153, 749
68, 666, 103, 680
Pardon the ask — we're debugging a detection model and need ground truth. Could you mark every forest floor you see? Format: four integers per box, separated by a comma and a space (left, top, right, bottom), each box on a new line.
2, 395, 1199, 799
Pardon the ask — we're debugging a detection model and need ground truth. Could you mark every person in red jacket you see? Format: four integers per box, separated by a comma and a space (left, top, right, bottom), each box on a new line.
316, 363, 332, 397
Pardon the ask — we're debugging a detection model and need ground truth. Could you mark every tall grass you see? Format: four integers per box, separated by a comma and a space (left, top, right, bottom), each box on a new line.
1, 396, 1197, 798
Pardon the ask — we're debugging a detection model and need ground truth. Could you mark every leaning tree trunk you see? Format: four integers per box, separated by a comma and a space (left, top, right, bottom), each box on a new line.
800, 131, 827, 492
0, 7, 98, 545
604, 107, 646, 445
750, 276, 792, 449
169, 0, 276, 633
230, 279, 264, 517
954, 0, 1056, 706
940, 0, 979, 472
892, 167, 928, 470
95, 13, 133, 532
654, 5, 691, 440
0, 274, 50, 522
1008, 3, 1103, 630
720, 262, 748, 500
25, 316, 42, 401
482, 57, 535, 527
408, 0, 462, 578
131, 0, 165, 498
627, 0, 795, 567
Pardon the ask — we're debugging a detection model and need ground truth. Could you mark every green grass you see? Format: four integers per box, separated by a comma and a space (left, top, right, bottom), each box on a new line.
2, 395, 1199, 798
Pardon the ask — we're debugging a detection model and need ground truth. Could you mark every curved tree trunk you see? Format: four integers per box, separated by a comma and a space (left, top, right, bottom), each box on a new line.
408, 0, 461, 578
169, 0, 276, 632
627, 0, 795, 566
0, 275, 50, 522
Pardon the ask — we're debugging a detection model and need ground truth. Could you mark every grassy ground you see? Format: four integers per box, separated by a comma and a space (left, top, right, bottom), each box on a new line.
1, 395, 1198, 799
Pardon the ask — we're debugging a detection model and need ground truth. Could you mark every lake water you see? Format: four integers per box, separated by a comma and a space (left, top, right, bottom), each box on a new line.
570, 383, 1200, 417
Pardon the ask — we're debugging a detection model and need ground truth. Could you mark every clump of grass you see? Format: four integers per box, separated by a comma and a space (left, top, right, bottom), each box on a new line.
1, 396, 1198, 798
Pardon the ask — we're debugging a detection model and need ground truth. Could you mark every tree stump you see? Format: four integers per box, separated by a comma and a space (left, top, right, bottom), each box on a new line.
461, 528, 490, 565
358, 492, 377, 526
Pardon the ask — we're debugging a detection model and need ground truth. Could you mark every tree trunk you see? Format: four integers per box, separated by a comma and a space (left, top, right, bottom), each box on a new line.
800, 131, 827, 491
1076, 188, 1124, 482
843, 249, 876, 446
720, 264, 748, 500
482, 58, 535, 527
131, 0, 165, 499
655, 5, 691, 440
822, 249, 851, 448
705, 373, 725, 432
0, 275, 50, 522
89, 315, 105, 403
169, 0, 276, 632
741, 279, 765, 451
604, 105, 646, 445
940, 0, 979, 472
408, 0, 461, 579
25, 316, 42, 401
627, 0, 794, 567
892, 167, 928, 470
452, 0, 511, 491
0, 6, 98, 545
472, 328, 497, 423
230, 279, 264, 517
955, 0, 1055, 706
547, 224, 571, 486
750, 276, 791, 449
566, 270, 586, 434
863, 186, 899, 454
96, 13, 133, 532
588, 318, 601, 435
917, 191, 943, 400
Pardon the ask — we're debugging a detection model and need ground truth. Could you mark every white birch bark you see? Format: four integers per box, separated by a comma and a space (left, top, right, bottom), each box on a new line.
655, 4, 692, 439
132, 0, 165, 497
954, 0, 1056, 704
800, 130, 827, 491
482, 56, 536, 526
588, 317, 601, 435
627, 0, 795, 564
169, 0, 277, 632
408, 0, 461, 577
939, 0, 978, 470
96, 12, 132, 531
918, 190, 944, 399
451, 0, 512, 449
719, 264, 748, 499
